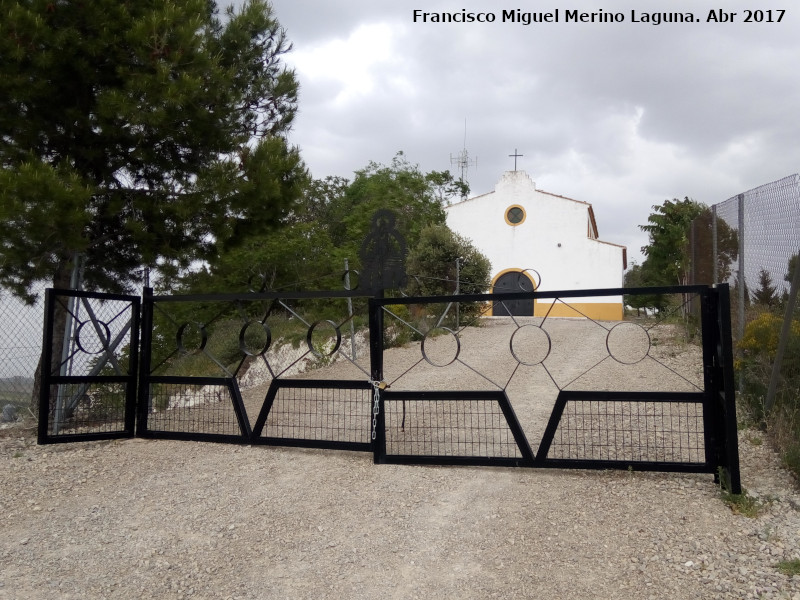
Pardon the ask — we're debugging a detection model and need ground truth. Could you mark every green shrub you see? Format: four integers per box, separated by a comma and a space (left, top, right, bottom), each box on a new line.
736, 308, 800, 479
737, 312, 800, 420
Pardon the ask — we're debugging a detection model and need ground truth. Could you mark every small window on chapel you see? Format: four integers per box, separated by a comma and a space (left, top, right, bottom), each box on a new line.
505, 205, 526, 226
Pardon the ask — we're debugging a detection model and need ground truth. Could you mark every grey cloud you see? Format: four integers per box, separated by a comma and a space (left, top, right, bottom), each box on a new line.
253, 0, 800, 264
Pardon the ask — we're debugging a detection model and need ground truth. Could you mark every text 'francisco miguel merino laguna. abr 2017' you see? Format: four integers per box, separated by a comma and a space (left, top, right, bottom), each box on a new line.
411, 9, 786, 25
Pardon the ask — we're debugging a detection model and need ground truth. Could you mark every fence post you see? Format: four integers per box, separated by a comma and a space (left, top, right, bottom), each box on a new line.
344, 259, 357, 361
690, 219, 696, 285
53, 254, 85, 434
737, 193, 745, 396
369, 293, 386, 463
765, 249, 800, 413
712, 205, 718, 284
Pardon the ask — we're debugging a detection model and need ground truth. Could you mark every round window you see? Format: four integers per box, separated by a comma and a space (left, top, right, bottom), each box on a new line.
505, 205, 526, 226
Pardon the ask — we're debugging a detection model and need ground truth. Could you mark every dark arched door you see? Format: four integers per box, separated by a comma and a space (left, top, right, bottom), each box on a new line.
492, 271, 534, 316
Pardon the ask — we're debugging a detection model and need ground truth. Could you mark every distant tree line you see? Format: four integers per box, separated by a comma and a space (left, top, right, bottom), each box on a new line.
180, 151, 487, 297
625, 197, 738, 314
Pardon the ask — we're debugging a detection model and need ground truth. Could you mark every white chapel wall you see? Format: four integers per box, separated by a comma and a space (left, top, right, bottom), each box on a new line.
445, 171, 625, 320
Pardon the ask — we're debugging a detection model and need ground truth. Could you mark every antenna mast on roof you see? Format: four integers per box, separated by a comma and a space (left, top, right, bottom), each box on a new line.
450, 119, 477, 199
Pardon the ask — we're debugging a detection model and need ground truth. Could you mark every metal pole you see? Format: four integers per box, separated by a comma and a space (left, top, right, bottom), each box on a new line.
765, 249, 800, 413
455, 257, 462, 330
59, 254, 82, 377
690, 219, 696, 285
66, 254, 85, 378
737, 194, 745, 396
344, 259, 357, 361
689, 221, 697, 323
712, 205, 718, 284
54, 254, 83, 434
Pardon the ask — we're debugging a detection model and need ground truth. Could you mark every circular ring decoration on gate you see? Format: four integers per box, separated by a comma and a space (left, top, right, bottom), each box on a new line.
238, 320, 272, 357
605, 322, 651, 365
306, 320, 342, 358
75, 320, 112, 355
342, 269, 360, 291
176, 322, 208, 355
509, 324, 551, 366
518, 268, 541, 291
421, 327, 461, 367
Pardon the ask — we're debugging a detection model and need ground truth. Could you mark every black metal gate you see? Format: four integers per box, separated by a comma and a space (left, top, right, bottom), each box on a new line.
38, 289, 139, 443
38, 284, 741, 493
370, 284, 739, 493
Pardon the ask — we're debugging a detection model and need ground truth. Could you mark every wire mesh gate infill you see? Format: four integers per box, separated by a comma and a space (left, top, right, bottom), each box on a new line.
141, 376, 251, 443
539, 391, 707, 468
381, 390, 534, 466
251, 379, 372, 451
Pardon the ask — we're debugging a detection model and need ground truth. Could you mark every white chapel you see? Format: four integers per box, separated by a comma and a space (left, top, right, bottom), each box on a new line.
445, 170, 627, 320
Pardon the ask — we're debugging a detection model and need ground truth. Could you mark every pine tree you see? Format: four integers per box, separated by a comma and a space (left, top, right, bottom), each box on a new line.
752, 268, 779, 308
0, 0, 306, 298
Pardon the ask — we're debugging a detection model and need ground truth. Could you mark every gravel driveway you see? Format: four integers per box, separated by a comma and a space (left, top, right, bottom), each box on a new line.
2, 319, 799, 599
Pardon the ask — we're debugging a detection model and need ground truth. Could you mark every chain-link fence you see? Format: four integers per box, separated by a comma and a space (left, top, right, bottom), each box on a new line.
0, 282, 49, 422
689, 173, 800, 419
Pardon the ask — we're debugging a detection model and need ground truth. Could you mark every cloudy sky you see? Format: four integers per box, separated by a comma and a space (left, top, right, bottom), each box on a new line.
262, 0, 799, 265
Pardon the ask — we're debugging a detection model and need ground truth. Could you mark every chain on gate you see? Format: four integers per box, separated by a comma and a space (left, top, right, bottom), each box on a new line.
369, 379, 387, 440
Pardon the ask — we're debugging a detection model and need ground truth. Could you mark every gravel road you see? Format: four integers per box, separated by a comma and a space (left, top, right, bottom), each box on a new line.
2, 319, 800, 599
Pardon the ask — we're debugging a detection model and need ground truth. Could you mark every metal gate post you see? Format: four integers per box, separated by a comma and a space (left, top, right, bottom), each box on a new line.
136, 287, 154, 437
368, 295, 386, 464
699, 287, 718, 473
716, 284, 742, 494
37, 289, 57, 443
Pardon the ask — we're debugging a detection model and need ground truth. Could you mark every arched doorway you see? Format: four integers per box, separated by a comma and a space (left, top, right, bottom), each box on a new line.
492, 270, 535, 316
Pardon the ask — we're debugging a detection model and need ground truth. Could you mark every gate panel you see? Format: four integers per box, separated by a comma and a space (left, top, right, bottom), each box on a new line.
536, 390, 708, 470
137, 288, 374, 450
380, 390, 534, 466
139, 376, 251, 443
251, 379, 372, 450
38, 289, 139, 444
371, 284, 741, 492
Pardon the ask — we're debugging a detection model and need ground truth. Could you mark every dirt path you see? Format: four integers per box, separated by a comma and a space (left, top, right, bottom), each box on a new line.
2, 320, 800, 599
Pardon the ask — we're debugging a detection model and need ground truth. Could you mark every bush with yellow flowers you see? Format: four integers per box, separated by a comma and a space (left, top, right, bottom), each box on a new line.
736, 309, 800, 477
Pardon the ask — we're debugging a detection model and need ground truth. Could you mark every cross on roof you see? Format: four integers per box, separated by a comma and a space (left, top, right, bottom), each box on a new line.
509, 149, 523, 171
